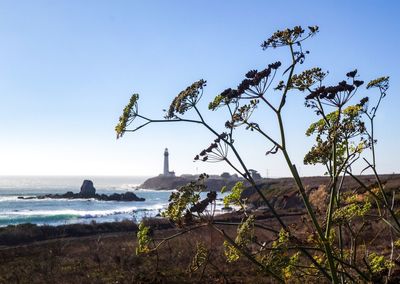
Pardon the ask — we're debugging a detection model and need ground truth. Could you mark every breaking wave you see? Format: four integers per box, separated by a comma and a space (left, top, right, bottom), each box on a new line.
0, 204, 165, 226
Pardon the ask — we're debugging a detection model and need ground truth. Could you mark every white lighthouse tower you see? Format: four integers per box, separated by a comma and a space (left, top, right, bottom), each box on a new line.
163, 148, 175, 177
163, 148, 169, 176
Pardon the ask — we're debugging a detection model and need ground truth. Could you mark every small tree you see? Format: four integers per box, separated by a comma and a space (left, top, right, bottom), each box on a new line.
116, 26, 398, 283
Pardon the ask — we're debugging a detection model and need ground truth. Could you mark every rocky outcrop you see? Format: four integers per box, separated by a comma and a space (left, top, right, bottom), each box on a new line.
80, 180, 96, 197
140, 175, 244, 191
18, 180, 145, 202
140, 176, 190, 190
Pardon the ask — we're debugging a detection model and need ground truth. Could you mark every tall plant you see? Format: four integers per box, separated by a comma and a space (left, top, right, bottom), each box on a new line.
115, 26, 398, 283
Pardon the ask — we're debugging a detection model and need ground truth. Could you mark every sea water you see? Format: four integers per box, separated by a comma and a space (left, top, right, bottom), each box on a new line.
0, 176, 230, 227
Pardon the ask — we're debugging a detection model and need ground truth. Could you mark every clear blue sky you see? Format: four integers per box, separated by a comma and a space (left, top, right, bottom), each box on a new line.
0, 0, 399, 177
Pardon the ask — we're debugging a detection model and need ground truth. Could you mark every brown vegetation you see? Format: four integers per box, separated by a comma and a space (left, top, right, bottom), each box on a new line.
0, 221, 138, 247
1, 212, 399, 283
0, 219, 280, 283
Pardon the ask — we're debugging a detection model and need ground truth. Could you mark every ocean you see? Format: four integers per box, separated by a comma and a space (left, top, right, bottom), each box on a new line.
0, 176, 229, 227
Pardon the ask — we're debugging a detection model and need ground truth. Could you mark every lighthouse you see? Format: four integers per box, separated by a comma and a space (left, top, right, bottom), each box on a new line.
163, 148, 169, 176
163, 148, 175, 177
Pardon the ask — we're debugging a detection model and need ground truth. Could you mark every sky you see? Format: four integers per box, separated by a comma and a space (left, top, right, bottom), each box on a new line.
0, 0, 399, 177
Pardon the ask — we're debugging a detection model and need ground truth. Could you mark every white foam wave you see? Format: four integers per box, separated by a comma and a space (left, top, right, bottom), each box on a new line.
144, 203, 167, 210
133, 188, 177, 192
116, 184, 141, 190
0, 196, 25, 202
0, 206, 139, 219
0, 196, 99, 202
0, 203, 168, 219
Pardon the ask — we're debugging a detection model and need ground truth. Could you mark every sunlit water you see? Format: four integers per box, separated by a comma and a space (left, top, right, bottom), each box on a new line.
0, 176, 229, 227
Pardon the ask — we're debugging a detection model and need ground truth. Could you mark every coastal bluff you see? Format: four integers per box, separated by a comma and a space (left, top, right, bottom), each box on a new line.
18, 179, 145, 202
139, 174, 244, 191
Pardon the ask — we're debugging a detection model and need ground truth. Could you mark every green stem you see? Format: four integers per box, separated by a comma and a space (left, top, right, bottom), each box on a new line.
281, 149, 340, 283
274, 44, 340, 282
325, 109, 341, 239
370, 117, 376, 167
277, 44, 296, 112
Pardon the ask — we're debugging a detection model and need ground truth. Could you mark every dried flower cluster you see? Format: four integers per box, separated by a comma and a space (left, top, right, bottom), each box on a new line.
290, 67, 327, 91
261, 26, 318, 49
115, 94, 139, 139
166, 79, 206, 119
304, 70, 364, 108
208, 62, 281, 110
366, 76, 389, 91
194, 133, 228, 162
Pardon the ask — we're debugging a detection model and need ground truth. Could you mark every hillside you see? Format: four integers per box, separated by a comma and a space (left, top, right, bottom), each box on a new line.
139, 174, 244, 191
243, 174, 400, 210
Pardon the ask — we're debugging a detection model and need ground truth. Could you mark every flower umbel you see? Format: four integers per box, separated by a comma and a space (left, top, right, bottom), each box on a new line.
261, 25, 318, 49
366, 76, 389, 91
166, 79, 206, 119
194, 133, 229, 162
115, 94, 139, 139
209, 63, 281, 110
305, 70, 364, 108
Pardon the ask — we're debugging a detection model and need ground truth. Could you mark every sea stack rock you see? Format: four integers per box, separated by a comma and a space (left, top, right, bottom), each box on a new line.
19, 179, 146, 202
79, 180, 96, 198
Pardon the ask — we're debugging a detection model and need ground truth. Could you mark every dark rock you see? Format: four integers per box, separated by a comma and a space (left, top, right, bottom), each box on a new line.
64, 191, 74, 198
122, 192, 145, 201
17, 180, 145, 202
222, 206, 233, 211
79, 180, 96, 198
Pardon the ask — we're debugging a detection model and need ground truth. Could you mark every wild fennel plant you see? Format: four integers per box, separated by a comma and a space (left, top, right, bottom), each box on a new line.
116, 26, 398, 283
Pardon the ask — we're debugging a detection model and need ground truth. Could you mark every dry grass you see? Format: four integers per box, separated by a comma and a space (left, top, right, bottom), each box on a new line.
0, 225, 278, 284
